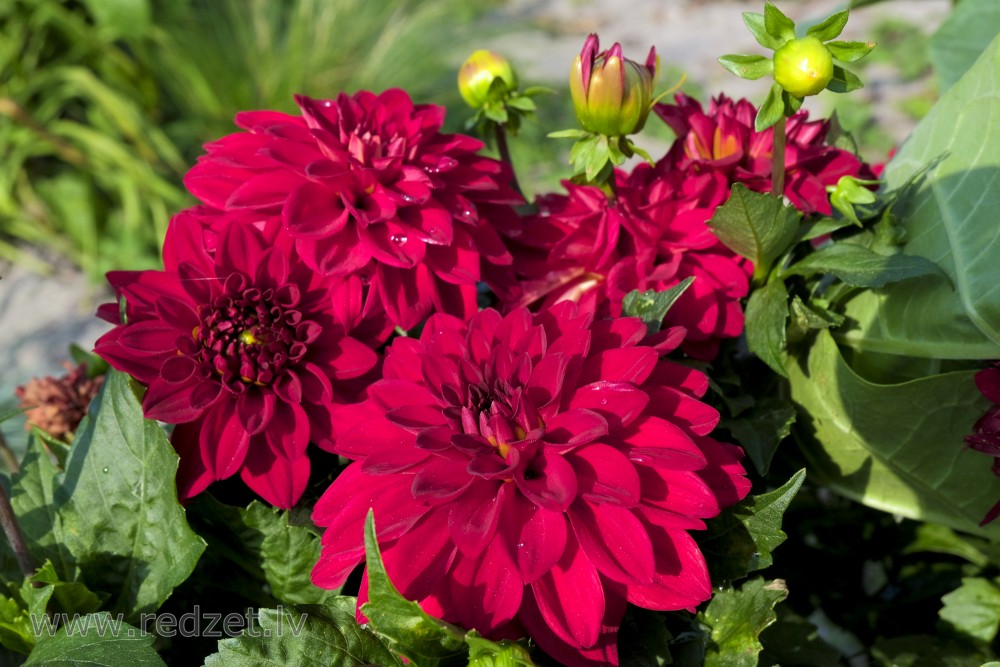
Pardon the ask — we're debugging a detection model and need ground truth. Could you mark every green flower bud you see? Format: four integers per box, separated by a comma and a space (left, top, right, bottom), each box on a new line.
458, 50, 518, 109
773, 35, 834, 98
569, 34, 658, 137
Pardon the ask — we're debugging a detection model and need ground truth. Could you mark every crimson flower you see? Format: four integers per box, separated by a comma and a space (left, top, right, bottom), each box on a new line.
184, 89, 522, 331
95, 215, 378, 508
966, 363, 1000, 525
311, 303, 750, 665
655, 93, 875, 215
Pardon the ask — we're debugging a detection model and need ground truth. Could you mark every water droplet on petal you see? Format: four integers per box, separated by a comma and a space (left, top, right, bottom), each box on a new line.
389, 234, 408, 246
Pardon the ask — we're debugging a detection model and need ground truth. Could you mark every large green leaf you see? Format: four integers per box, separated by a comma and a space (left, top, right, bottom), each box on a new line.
939, 577, 1000, 644
24, 613, 164, 666
929, 0, 1000, 92
9, 371, 205, 621
788, 330, 1000, 539
838, 34, 1000, 359
204, 598, 403, 667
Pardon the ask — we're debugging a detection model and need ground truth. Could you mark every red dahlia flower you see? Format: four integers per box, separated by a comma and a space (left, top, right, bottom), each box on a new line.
508, 172, 749, 360
966, 363, 1000, 525
184, 89, 522, 331
312, 303, 750, 665
655, 93, 875, 215
95, 216, 379, 508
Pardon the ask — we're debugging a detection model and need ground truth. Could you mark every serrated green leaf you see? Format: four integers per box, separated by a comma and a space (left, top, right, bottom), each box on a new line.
700, 578, 788, 667
724, 400, 797, 475
806, 10, 849, 42
24, 560, 102, 621
240, 503, 333, 605
755, 83, 786, 132
783, 243, 946, 288
24, 613, 164, 666
718, 54, 773, 80
826, 40, 876, 63
361, 511, 467, 666
700, 470, 805, 584
707, 183, 800, 271
826, 65, 864, 93
744, 280, 789, 378
763, 3, 795, 44
0, 595, 33, 654
10, 371, 205, 623
929, 0, 1000, 91
742, 12, 782, 50
787, 329, 1000, 539
466, 632, 534, 667
940, 577, 1000, 643
621, 278, 695, 335
839, 33, 1000, 359
204, 598, 403, 667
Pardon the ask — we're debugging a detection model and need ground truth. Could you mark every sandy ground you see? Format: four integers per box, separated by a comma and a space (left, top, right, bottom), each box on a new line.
0, 0, 952, 443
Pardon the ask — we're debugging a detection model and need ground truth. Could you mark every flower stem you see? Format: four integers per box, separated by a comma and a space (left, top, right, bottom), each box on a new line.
0, 480, 36, 579
771, 115, 787, 199
494, 123, 524, 200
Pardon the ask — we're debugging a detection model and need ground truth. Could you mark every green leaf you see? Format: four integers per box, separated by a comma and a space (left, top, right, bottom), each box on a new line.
11, 371, 205, 622
755, 83, 786, 132
759, 610, 841, 667
723, 399, 797, 475
787, 329, 1000, 540
466, 632, 534, 667
839, 33, 1000, 359
621, 278, 695, 335
24, 613, 164, 666
763, 3, 796, 44
825, 40, 876, 63
241, 503, 333, 605
826, 65, 864, 93
744, 280, 789, 378
940, 577, 1000, 643
903, 523, 992, 568
872, 635, 990, 667
707, 183, 800, 271
699, 578, 788, 667
0, 595, 33, 654
742, 12, 782, 51
787, 297, 845, 344
617, 607, 672, 667
204, 598, 403, 667
805, 10, 849, 42
79, 0, 152, 39
361, 510, 467, 666
782, 243, 947, 288
24, 560, 102, 622
718, 55, 773, 80
547, 129, 589, 139
796, 217, 857, 242
929, 0, 1000, 92
700, 471, 805, 584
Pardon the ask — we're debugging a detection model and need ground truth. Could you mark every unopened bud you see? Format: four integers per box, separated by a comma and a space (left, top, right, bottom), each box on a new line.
773, 36, 834, 98
458, 50, 518, 109
569, 34, 658, 136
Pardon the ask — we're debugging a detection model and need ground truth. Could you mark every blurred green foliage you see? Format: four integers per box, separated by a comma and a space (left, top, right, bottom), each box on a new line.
0, 0, 502, 281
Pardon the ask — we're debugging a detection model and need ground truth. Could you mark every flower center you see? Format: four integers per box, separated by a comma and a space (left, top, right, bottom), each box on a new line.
458, 379, 537, 459
190, 273, 314, 393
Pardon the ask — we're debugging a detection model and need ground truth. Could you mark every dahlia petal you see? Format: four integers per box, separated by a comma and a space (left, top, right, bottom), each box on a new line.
589, 317, 647, 351
239, 445, 310, 509
118, 320, 183, 355
567, 443, 641, 506
326, 336, 378, 380
411, 458, 474, 503
581, 347, 659, 385
515, 451, 578, 512
160, 355, 197, 384
367, 379, 440, 412
200, 405, 251, 480
544, 409, 608, 448
696, 436, 752, 508
568, 381, 650, 430
264, 400, 311, 460
570, 501, 654, 585
94, 330, 166, 385
184, 167, 245, 209
638, 465, 720, 518
172, 420, 214, 501
385, 405, 448, 430
448, 534, 523, 634
299, 361, 334, 404
284, 182, 349, 239
519, 587, 624, 667
430, 278, 478, 324
530, 540, 605, 648
381, 510, 455, 601
615, 415, 706, 464
226, 171, 306, 209
153, 294, 199, 329
400, 204, 453, 246
142, 378, 205, 424
448, 482, 505, 556
507, 498, 568, 583
236, 388, 276, 436
525, 353, 571, 413
377, 264, 435, 331
627, 525, 712, 611
295, 225, 371, 277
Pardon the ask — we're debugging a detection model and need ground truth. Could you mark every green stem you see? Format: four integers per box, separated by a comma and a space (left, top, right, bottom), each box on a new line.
494, 123, 524, 200
771, 114, 787, 199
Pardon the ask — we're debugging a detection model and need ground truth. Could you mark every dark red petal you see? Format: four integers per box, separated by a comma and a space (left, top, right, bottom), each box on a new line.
448, 535, 523, 635
236, 388, 276, 436
568, 381, 650, 430
380, 510, 456, 601
567, 443, 641, 506
239, 445, 310, 509
544, 408, 608, 448
325, 336, 379, 380
626, 525, 712, 611
284, 181, 350, 239
264, 400, 311, 460
515, 452, 578, 512
530, 540, 605, 648
508, 498, 568, 583
448, 482, 505, 556
569, 501, 654, 585
226, 171, 305, 209
200, 405, 251, 481
172, 420, 214, 501
142, 378, 205, 424
411, 458, 474, 503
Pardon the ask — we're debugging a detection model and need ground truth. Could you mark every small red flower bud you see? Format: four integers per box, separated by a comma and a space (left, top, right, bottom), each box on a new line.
569, 34, 658, 136
773, 36, 834, 98
458, 49, 518, 109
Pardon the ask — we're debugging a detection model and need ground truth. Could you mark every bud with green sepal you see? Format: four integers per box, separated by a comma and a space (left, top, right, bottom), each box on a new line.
718, 2, 874, 132
827, 175, 880, 226
550, 34, 660, 188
